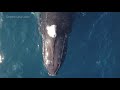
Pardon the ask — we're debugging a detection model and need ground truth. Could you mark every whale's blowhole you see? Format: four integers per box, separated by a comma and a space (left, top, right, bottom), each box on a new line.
46, 25, 57, 38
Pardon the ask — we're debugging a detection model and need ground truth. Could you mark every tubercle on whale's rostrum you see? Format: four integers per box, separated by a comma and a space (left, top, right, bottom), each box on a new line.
40, 12, 73, 76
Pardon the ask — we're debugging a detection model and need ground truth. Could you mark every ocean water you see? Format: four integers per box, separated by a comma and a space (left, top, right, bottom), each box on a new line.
0, 12, 120, 78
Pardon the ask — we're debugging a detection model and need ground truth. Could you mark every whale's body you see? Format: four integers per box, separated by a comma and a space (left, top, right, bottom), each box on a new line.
40, 12, 73, 76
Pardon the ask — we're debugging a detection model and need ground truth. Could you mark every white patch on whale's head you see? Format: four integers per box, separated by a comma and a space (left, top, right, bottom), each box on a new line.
46, 25, 57, 38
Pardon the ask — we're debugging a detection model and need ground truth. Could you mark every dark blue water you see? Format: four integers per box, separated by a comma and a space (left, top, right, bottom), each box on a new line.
0, 12, 119, 78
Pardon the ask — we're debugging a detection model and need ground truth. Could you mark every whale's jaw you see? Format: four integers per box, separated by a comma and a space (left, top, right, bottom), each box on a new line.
42, 33, 67, 76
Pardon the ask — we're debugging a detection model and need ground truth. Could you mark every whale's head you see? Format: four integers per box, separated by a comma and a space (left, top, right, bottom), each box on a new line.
41, 12, 73, 76
42, 24, 67, 76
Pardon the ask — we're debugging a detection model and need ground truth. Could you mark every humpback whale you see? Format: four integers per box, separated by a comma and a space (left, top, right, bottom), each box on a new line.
40, 12, 73, 76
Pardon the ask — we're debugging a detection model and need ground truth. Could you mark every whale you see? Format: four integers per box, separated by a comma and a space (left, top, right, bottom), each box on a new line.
39, 12, 73, 76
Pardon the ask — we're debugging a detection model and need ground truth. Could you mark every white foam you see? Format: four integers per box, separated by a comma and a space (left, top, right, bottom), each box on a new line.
0, 55, 2, 63
46, 25, 57, 38
0, 54, 4, 64
48, 72, 56, 76
45, 60, 51, 65
46, 52, 49, 57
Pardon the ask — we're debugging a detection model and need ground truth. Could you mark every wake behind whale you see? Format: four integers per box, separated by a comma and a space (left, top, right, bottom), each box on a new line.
39, 12, 73, 76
